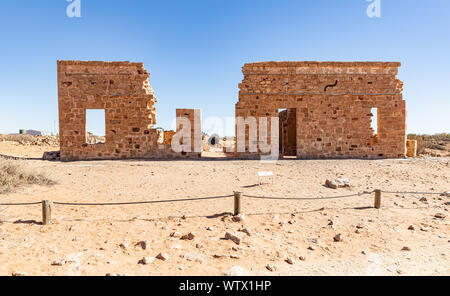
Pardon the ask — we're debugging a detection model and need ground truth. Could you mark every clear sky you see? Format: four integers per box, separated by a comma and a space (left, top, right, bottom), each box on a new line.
0, 0, 449, 136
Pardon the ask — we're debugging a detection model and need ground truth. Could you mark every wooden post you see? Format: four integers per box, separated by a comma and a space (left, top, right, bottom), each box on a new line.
42, 200, 51, 225
234, 192, 242, 216
374, 190, 381, 209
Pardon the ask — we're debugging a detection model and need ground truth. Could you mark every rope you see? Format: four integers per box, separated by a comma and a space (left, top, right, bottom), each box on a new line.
0, 201, 42, 206
0, 190, 446, 207
52, 195, 233, 206
244, 191, 372, 201
380, 191, 447, 195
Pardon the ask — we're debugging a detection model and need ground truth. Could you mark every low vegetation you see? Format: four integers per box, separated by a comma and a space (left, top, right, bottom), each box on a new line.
0, 159, 55, 194
407, 133, 450, 155
0, 134, 36, 145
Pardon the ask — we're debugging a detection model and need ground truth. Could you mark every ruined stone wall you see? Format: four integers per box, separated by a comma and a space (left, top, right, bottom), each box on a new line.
175, 109, 202, 156
236, 62, 407, 159
57, 61, 200, 160
406, 140, 417, 158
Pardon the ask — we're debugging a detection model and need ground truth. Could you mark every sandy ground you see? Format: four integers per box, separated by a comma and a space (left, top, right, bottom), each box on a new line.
0, 142, 449, 276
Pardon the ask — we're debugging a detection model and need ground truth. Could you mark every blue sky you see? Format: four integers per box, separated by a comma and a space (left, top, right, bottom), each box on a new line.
0, 0, 449, 135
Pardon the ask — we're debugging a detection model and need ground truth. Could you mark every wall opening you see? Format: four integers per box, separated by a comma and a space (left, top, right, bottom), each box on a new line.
86, 109, 106, 144
371, 108, 378, 135
370, 107, 380, 145
278, 108, 297, 158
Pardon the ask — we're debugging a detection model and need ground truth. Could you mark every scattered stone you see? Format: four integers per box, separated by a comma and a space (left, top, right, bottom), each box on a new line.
420, 227, 429, 232
42, 151, 60, 161
298, 256, 306, 261
119, 242, 129, 250
225, 232, 243, 245
266, 264, 276, 272
333, 234, 343, 242
170, 232, 182, 238
180, 233, 195, 240
232, 214, 246, 222
138, 257, 155, 265
135, 241, 148, 250
51, 260, 66, 266
225, 266, 249, 276
206, 226, 214, 231
195, 244, 203, 249
441, 192, 450, 197
355, 229, 361, 234
230, 255, 240, 259
238, 227, 252, 236
307, 238, 319, 244
156, 253, 169, 261
308, 246, 316, 251
408, 225, 415, 231
419, 197, 428, 203
286, 257, 295, 265
435, 213, 446, 219
401, 246, 411, 251
12, 271, 27, 277
326, 178, 350, 189
183, 253, 204, 263
213, 254, 228, 259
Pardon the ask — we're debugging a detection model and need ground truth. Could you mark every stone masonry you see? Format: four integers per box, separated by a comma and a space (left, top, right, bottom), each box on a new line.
57, 61, 200, 161
236, 62, 407, 159
175, 109, 202, 154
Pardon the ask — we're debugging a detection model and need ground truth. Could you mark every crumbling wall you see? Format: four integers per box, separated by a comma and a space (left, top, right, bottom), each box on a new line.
57, 61, 201, 160
406, 140, 417, 158
236, 62, 407, 159
175, 109, 202, 156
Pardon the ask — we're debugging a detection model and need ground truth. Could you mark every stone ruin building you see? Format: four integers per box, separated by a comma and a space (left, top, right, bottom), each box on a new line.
57, 60, 414, 161
57, 61, 201, 161
236, 61, 412, 159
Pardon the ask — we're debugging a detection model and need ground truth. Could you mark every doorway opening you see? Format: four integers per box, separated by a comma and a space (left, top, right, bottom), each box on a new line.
278, 108, 297, 158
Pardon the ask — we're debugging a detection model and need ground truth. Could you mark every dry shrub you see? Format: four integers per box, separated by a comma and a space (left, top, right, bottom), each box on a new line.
408, 133, 450, 154
0, 134, 36, 144
0, 159, 55, 194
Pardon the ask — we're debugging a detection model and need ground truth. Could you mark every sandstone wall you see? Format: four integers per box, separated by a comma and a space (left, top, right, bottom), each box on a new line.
406, 140, 417, 158
57, 61, 200, 161
175, 109, 202, 155
236, 62, 407, 159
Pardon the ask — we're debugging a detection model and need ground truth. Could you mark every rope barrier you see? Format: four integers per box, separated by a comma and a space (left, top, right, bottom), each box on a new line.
243, 191, 373, 201
380, 191, 447, 195
52, 195, 234, 206
2, 189, 446, 225
0, 201, 42, 206
0, 190, 446, 207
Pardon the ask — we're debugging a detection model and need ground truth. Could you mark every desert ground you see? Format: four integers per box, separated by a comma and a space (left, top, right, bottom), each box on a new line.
0, 139, 449, 276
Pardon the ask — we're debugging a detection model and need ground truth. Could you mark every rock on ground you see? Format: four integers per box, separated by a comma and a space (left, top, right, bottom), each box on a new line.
326, 178, 350, 189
